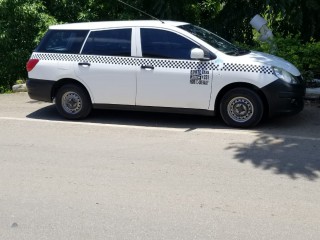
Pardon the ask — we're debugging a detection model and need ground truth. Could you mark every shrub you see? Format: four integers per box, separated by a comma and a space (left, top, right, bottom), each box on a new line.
0, 0, 56, 93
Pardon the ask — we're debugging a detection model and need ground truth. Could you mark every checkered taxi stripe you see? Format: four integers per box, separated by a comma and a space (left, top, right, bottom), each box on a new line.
31, 53, 273, 74
221, 63, 273, 74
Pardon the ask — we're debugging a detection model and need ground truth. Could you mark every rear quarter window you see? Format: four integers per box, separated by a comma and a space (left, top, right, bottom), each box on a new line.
36, 30, 89, 54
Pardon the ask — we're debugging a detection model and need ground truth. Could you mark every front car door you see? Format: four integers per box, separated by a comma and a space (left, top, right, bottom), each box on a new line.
136, 28, 214, 110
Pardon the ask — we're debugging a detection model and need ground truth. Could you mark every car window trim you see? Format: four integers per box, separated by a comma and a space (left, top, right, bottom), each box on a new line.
79, 27, 134, 57
138, 27, 215, 60
36, 29, 89, 54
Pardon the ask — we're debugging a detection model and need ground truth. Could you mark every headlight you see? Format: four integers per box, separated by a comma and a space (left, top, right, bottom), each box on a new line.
273, 67, 298, 84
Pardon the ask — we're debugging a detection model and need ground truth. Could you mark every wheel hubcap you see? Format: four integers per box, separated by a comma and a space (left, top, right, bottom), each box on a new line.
227, 97, 254, 123
61, 91, 82, 114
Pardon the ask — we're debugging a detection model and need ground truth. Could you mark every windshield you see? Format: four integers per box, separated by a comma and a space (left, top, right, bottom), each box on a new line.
178, 24, 250, 56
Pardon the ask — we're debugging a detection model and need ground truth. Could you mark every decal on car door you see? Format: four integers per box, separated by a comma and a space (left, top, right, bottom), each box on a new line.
190, 69, 210, 85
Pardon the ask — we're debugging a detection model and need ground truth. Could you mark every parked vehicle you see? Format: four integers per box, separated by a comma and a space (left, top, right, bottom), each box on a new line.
26, 20, 305, 128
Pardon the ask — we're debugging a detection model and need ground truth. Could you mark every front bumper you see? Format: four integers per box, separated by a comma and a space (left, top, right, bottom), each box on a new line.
26, 78, 55, 102
261, 79, 306, 117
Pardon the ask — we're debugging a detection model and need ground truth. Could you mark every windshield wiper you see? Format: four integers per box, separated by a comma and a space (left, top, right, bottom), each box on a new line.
225, 49, 250, 56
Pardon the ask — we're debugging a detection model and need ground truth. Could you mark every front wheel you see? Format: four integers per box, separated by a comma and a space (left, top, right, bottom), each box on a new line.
220, 88, 264, 128
55, 84, 92, 120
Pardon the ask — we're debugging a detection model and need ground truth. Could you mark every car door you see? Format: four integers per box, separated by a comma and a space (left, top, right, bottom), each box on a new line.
136, 28, 214, 109
74, 28, 137, 105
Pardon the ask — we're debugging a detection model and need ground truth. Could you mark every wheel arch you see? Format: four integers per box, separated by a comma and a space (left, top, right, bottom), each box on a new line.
214, 82, 269, 118
51, 78, 92, 102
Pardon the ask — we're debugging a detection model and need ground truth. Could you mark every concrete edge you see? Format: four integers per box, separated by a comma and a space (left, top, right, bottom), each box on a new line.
12, 84, 27, 93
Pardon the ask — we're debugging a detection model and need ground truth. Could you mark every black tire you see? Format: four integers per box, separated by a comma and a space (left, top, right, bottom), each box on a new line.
220, 88, 264, 128
55, 84, 92, 120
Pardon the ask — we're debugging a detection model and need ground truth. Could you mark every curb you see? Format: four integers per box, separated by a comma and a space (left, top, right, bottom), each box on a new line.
12, 84, 27, 93
305, 88, 320, 101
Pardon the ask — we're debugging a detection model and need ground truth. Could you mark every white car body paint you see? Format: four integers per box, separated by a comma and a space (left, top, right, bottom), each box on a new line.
27, 20, 305, 127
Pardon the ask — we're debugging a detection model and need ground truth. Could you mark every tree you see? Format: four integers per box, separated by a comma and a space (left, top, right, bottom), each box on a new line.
267, 0, 320, 42
0, 0, 56, 92
0, 0, 319, 92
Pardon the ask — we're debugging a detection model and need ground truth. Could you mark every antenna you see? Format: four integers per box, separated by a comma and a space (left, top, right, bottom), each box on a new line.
117, 0, 164, 24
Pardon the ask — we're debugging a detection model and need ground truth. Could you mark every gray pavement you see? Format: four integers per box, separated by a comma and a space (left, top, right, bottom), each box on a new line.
0, 93, 320, 240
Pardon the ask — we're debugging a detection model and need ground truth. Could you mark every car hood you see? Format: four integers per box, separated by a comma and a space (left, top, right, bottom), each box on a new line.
234, 51, 300, 76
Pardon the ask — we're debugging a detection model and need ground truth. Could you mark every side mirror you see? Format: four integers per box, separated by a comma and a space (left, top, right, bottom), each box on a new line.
190, 48, 208, 61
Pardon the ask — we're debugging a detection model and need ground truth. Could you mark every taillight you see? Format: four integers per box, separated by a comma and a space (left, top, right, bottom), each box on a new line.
26, 59, 39, 72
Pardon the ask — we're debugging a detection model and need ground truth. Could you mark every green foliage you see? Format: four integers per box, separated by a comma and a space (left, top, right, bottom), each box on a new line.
15, 79, 25, 84
0, 0, 56, 92
302, 41, 320, 75
265, 0, 320, 42
0, 85, 13, 94
0, 0, 320, 92
255, 35, 303, 69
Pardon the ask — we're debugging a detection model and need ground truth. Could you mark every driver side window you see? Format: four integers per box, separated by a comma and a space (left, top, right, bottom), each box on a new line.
141, 28, 201, 60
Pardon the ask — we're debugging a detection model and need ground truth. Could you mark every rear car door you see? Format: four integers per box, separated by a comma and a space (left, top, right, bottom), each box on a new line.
74, 28, 136, 105
136, 28, 214, 109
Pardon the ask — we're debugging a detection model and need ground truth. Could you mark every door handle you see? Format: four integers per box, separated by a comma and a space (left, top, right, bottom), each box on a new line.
141, 65, 154, 70
78, 62, 91, 67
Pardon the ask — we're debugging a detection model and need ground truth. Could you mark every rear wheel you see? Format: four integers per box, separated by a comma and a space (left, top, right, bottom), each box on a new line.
55, 84, 92, 120
220, 88, 264, 128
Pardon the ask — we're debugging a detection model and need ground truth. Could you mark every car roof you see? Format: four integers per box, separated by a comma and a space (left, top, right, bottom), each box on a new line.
49, 20, 188, 30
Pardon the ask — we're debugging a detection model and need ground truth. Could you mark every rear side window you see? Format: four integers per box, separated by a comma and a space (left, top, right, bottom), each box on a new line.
141, 28, 199, 59
36, 30, 88, 54
82, 29, 132, 56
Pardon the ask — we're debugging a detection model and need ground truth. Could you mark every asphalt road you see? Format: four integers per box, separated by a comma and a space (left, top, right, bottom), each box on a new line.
0, 93, 320, 240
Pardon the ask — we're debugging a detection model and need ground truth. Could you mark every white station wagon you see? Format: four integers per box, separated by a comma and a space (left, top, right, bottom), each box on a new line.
26, 20, 305, 128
